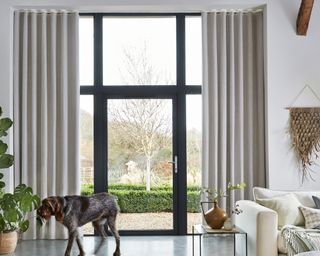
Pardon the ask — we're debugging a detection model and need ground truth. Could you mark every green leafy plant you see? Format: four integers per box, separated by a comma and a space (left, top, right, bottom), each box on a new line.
0, 106, 40, 233
0, 107, 14, 171
0, 183, 40, 232
201, 182, 247, 203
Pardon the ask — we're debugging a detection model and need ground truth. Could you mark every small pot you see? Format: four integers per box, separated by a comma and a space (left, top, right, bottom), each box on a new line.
223, 217, 233, 231
0, 231, 18, 254
201, 201, 228, 229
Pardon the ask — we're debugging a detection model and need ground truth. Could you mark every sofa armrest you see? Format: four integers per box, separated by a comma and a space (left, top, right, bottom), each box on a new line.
235, 200, 278, 256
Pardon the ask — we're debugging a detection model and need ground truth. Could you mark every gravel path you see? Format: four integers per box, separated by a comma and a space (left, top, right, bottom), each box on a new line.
83, 213, 202, 234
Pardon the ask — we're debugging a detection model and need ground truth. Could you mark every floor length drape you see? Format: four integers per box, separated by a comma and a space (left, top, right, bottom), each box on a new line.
13, 10, 79, 239
202, 10, 266, 213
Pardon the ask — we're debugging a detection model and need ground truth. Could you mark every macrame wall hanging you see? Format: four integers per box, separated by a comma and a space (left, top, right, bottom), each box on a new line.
287, 85, 320, 181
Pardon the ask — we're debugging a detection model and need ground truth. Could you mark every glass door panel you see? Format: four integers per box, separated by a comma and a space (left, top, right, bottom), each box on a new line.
107, 99, 174, 231
186, 95, 202, 233
79, 95, 94, 234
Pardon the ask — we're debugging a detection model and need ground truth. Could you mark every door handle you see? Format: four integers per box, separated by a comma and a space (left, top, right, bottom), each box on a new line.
168, 155, 178, 174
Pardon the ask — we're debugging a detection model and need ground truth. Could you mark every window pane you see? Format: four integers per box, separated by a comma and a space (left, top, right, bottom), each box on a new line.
103, 17, 176, 86
108, 99, 173, 230
186, 95, 202, 233
80, 95, 94, 234
79, 17, 94, 85
186, 16, 202, 85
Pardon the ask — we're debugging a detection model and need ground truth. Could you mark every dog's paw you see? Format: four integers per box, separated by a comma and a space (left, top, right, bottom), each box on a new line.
113, 252, 120, 256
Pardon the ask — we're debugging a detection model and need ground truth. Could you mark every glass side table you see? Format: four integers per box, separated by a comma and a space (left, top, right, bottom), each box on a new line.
192, 224, 247, 256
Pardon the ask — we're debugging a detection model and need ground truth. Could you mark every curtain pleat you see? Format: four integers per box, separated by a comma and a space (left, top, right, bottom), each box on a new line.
13, 10, 79, 239
202, 10, 265, 213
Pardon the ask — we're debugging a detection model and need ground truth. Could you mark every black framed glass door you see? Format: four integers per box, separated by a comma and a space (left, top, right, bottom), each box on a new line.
106, 97, 178, 234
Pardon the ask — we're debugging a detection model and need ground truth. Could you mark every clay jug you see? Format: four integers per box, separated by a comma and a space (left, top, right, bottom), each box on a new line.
0, 231, 18, 254
201, 201, 228, 229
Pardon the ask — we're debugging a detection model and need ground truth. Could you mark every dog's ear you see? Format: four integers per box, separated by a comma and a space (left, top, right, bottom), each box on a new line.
45, 197, 65, 222
55, 205, 64, 222
53, 197, 65, 222
43, 198, 55, 213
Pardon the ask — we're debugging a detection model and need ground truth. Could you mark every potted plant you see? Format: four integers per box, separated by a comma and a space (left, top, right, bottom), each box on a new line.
0, 107, 40, 254
200, 182, 246, 229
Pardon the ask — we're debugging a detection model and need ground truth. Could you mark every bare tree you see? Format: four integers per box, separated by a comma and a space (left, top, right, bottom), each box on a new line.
108, 43, 174, 191
108, 99, 171, 191
108, 41, 172, 191
120, 42, 173, 86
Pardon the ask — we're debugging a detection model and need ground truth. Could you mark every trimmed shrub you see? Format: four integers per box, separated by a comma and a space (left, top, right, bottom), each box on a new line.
80, 184, 201, 213
187, 190, 201, 213
81, 184, 94, 196
111, 190, 172, 213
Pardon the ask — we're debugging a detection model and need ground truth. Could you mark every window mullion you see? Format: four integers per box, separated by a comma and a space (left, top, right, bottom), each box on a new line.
176, 14, 186, 87
94, 14, 103, 86
176, 14, 187, 235
93, 14, 107, 194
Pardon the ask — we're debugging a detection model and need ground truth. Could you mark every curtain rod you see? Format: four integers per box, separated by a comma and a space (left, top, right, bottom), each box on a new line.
13, 5, 265, 14
14, 9, 78, 13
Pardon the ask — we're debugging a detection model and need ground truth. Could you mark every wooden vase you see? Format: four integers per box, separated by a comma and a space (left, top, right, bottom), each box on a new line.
201, 201, 228, 229
0, 231, 18, 254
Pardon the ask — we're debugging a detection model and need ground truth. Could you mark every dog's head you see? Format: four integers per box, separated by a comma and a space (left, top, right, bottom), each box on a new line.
37, 196, 65, 225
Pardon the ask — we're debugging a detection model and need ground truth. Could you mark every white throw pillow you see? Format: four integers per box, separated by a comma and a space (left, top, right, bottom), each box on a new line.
253, 187, 320, 208
256, 193, 305, 227
253, 187, 288, 200
299, 206, 320, 229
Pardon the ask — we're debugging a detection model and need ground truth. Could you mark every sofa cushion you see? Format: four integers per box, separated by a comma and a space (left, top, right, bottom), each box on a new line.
299, 206, 320, 229
256, 193, 304, 227
253, 187, 288, 200
312, 196, 320, 209
253, 187, 320, 208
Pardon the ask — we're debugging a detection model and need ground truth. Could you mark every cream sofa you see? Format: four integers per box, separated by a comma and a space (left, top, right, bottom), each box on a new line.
235, 187, 320, 256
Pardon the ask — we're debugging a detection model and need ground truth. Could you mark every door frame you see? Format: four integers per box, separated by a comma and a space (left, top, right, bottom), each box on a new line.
80, 13, 201, 235
103, 95, 179, 235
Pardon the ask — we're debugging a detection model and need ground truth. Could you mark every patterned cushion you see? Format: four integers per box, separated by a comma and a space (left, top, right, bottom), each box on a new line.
312, 196, 320, 209
299, 206, 320, 229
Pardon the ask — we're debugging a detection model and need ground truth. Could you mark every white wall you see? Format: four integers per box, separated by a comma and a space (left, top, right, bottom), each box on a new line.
0, 4, 13, 191
1, 0, 320, 191
267, 0, 320, 190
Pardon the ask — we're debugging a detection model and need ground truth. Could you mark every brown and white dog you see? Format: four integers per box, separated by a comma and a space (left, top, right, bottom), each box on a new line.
37, 192, 120, 256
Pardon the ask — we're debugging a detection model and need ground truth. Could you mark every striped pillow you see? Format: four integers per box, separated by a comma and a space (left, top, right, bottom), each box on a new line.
299, 206, 320, 229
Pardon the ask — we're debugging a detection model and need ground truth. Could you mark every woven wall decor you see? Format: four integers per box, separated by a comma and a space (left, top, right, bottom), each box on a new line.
289, 107, 320, 180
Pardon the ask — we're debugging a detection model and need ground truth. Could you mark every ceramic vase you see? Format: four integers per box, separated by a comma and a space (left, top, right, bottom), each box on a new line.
202, 201, 228, 229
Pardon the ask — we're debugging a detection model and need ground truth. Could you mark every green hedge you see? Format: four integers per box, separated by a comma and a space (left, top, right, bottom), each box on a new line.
81, 184, 201, 213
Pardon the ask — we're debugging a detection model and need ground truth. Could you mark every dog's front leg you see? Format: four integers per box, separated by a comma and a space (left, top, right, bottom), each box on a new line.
64, 230, 76, 256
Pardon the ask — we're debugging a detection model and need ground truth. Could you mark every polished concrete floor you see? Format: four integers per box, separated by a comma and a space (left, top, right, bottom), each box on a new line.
12, 235, 242, 256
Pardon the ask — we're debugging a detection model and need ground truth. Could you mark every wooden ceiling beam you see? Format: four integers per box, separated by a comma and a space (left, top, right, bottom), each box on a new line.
297, 0, 314, 36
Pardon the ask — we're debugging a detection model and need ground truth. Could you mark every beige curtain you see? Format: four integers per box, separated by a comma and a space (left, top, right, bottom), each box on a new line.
202, 10, 266, 212
13, 10, 79, 239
